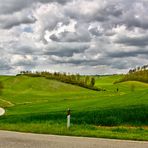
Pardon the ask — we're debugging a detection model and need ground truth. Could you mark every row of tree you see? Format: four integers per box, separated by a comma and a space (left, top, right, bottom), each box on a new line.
0, 81, 3, 95
18, 71, 103, 91
114, 65, 148, 83
128, 64, 148, 74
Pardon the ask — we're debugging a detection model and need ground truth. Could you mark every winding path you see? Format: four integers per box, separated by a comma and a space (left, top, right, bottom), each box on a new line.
0, 107, 5, 116
0, 130, 148, 148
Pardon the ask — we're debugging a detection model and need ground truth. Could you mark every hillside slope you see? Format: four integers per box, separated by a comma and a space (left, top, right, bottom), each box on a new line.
0, 75, 148, 127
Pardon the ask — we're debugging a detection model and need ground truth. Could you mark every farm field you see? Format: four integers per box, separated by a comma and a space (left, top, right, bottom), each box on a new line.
0, 75, 148, 141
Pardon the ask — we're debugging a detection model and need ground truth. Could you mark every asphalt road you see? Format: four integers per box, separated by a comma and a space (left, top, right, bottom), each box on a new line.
0, 130, 148, 148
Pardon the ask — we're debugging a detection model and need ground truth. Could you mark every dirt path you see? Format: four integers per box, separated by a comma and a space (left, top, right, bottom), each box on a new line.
0, 107, 5, 116
0, 130, 148, 148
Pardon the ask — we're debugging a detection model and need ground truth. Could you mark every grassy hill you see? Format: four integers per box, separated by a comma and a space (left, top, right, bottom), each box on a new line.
115, 68, 148, 84
0, 75, 148, 140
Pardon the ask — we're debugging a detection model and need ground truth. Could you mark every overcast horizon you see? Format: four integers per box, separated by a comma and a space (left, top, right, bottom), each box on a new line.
0, 0, 148, 75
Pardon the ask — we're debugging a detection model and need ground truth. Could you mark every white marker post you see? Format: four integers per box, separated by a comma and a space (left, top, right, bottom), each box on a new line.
67, 108, 71, 129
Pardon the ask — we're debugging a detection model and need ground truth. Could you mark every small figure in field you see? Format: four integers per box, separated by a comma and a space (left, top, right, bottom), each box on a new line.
117, 88, 119, 92
67, 108, 71, 116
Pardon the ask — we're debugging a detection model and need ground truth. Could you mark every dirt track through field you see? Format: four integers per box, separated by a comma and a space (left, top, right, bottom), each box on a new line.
0, 107, 5, 116
0, 130, 148, 148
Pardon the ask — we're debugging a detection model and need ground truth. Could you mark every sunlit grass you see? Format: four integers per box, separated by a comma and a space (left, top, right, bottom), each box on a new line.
0, 75, 148, 140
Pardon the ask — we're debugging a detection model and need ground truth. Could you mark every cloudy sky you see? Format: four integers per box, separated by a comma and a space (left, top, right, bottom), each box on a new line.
0, 0, 148, 75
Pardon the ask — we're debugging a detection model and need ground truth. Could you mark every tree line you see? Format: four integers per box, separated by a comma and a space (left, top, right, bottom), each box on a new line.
18, 71, 104, 91
114, 64, 148, 83
0, 81, 3, 95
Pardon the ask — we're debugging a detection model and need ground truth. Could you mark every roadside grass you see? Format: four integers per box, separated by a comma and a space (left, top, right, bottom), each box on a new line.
0, 122, 148, 141
0, 75, 148, 140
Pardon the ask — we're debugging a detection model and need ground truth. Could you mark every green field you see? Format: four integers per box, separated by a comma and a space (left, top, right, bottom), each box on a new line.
0, 75, 148, 141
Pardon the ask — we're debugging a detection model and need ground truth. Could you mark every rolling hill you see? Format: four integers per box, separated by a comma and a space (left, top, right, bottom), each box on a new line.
0, 75, 148, 140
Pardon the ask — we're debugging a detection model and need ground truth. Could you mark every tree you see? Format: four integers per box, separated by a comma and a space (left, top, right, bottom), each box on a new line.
90, 77, 95, 87
0, 81, 4, 95
85, 76, 90, 86
76, 74, 80, 82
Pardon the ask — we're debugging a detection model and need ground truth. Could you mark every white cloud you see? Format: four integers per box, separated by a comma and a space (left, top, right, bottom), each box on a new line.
0, 0, 148, 75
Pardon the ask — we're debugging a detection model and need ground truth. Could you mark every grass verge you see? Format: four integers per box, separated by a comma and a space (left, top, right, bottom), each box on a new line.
0, 122, 147, 141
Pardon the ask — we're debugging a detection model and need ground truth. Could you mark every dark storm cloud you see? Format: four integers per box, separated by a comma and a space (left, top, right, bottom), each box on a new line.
0, 0, 30, 14
12, 46, 37, 55
64, 0, 123, 23
89, 27, 103, 36
0, 57, 12, 71
0, 13, 36, 29
110, 60, 129, 69
0, 63, 12, 71
45, 49, 81, 57
49, 34, 59, 42
125, 17, 148, 30
50, 31, 91, 42
50, 58, 105, 66
49, 55, 130, 70
107, 49, 148, 58
115, 35, 148, 47
44, 43, 90, 57
109, 0, 148, 30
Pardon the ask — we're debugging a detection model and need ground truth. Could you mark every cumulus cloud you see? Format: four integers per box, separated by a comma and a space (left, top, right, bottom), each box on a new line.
0, 0, 68, 14
115, 35, 148, 47
0, 10, 36, 29
43, 42, 90, 57
0, 0, 148, 75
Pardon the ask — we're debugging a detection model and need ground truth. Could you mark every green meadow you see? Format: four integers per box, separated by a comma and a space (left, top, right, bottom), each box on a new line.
0, 75, 148, 141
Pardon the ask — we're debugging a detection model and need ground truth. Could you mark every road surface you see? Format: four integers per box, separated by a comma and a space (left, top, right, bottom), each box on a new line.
0, 130, 148, 148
